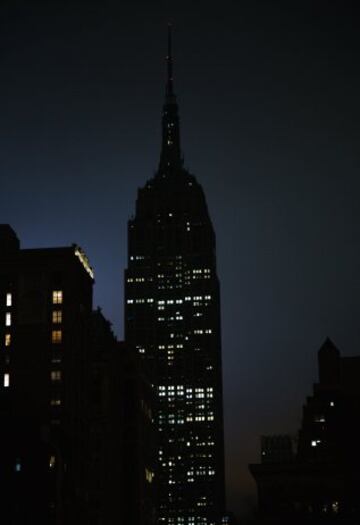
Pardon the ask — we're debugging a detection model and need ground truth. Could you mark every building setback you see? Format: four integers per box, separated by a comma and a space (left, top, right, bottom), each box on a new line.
125, 28, 226, 525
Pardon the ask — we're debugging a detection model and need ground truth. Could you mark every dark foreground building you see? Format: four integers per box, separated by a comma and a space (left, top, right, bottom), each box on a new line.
0, 225, 155, 525
250, 338, 360, 524
125, 29, 226, 525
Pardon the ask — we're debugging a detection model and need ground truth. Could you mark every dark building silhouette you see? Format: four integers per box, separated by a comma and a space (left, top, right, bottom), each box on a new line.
125, 28, 226, 525
0, 225, 155, 525
0, 224, 97, 523
249, 338, 360, 523
115, 341, 157, 525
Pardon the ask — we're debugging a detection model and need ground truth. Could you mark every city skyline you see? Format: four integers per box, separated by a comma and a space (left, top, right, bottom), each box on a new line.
1, 2, 360, 518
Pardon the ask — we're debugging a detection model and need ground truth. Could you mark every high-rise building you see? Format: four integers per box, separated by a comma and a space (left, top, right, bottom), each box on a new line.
0, 224, 96, 523
0, 225, 155, 525
125, 28, 226, 525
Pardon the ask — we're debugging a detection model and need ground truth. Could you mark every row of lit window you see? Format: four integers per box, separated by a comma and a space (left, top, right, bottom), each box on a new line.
127, 298, 154, 304
159, 390, 214, 400
3, 297, 11, 387
159, 518, 208, 525
159, 386, 213, 393
158, 299, 184, 305
3, 296, 12, 361
186, 415, 215, 422
189, 466, 208, 473
159, 393, 214, 401
159, 410, 184, 418
127, 277, 146, 283
159, 419, 186, 426
3, 293, 63, 325
52, 292, 63, 350
127, 295, 212, 305
185, 441, 215, 447
157, 315, 184, 322
3, 301, 12, 385
158, 344, 183, 350
157, 285, 185, 290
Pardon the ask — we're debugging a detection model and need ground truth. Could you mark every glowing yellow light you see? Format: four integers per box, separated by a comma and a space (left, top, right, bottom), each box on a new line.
74, 246, 94, 279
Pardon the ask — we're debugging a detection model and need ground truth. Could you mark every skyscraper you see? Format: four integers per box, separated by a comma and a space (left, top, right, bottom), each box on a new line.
125, 28, 226, 525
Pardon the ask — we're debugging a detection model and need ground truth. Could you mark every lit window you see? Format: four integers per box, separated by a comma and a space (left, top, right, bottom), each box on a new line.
5, 313, 11, 326
50, 399, 61, 406
330, 401, 335, 407
52, 311, 62, 324
52, 330, 62, 344
5, 334, 11, 347
4, 373, 10, 387
52, 290, 63, 305
49, 455, 56, 469
15, 461, 21, 472
6, 293, 12, 307
51, 371, 62, 381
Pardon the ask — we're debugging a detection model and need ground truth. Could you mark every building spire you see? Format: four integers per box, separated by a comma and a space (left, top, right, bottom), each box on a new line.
166, 23, 174, 98
159, 24, 183, 174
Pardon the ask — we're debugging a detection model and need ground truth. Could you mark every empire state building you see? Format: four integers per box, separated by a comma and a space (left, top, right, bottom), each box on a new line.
125, 28, 226, 525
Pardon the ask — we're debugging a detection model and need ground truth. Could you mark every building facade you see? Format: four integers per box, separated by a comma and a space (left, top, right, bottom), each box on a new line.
0, 224, 96, 523
125, 29, 226, 525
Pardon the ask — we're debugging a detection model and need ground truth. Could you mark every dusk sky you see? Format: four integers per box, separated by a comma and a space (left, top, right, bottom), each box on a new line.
1, 1, 360, 517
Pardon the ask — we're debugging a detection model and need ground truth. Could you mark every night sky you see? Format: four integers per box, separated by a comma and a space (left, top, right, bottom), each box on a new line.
1, 1, 360, 518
